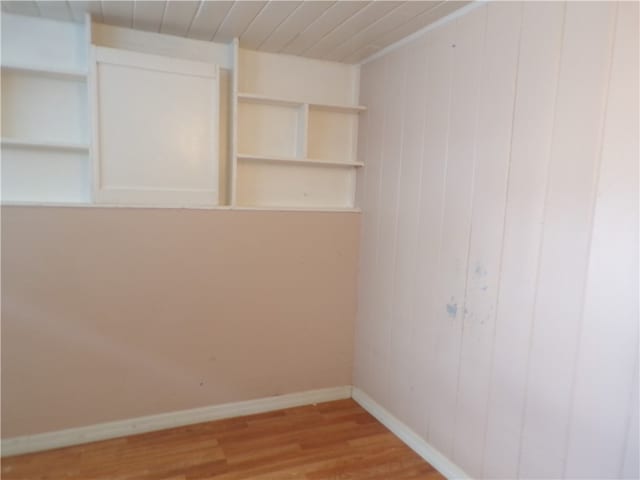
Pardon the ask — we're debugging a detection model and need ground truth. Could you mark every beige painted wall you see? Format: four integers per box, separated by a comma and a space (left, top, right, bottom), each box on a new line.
1, 207, 359, 438
355, 2, 638, 479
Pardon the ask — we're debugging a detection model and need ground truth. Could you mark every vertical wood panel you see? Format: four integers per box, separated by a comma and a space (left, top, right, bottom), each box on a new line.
367, 49, 408, 408
353, 57, 386, 396
426, 6, 486, 457
622, 366, 639, 479
518, 2, 617, 478
409, 21, 455, 441
563, 2, 639, 477
355, 2, 637, 479
481, 3, 565, 478
451, 2, 522, 475
386, 36, 430, 429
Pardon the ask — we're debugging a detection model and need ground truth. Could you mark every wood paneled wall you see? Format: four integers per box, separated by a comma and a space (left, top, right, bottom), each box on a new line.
354, 2, 639, 478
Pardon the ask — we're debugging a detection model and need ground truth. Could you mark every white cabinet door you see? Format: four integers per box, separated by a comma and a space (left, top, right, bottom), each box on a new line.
90, 46, 219, 206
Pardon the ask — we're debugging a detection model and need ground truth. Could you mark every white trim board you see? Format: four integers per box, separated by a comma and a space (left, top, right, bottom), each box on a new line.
359, 0, 487, 66
352, 387, 471, 480
1, 386, 352, 457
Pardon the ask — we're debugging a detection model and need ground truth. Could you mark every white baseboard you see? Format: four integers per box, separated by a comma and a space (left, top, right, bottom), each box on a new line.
1, 385, 352, 457
352, 387, 471, 480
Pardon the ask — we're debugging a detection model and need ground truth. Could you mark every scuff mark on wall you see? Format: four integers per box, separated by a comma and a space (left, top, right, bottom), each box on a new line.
446, 298, 458, 318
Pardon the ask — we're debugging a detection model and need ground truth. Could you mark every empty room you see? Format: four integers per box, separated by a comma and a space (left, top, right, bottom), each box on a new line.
1, 0, 638, 479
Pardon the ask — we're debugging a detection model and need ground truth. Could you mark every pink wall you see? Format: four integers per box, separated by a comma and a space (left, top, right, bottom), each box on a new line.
354, 2, 638, 479
1, 207, 359, 438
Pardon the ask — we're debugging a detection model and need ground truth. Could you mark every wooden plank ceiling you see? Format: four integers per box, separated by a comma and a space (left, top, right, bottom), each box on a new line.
1, 1, 470, 63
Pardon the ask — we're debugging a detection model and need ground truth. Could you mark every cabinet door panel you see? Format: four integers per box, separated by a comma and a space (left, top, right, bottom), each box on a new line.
92, 47, 219, 206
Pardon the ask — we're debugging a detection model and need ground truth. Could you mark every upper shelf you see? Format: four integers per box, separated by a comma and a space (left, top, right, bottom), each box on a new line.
237, 93, 366, 114
1, 63, 87, 80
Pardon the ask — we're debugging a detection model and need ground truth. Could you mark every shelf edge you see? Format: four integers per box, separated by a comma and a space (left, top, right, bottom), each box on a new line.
1, 63, 88, 79
237, 154, 363, 168
1, 138, 90, 152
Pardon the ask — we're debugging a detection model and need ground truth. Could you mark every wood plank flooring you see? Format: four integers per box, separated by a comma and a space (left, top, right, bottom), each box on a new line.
1, 399, 444, 479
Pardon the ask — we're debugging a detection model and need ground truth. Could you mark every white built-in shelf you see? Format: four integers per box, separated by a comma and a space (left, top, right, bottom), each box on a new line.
237, 153, 363, 168
1, 138, 90, 152
237, 92, 366, 114
1, 63, 87, 80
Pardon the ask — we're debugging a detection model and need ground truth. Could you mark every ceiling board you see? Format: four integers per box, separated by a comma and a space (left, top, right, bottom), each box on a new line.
35, 1, 71, 21
187, 1, 233, 41
258, 1, 335, 53
132, 0, 165, 32
326, 1, 443, 62
2, 1, 40, 16
280, 1, 367, 56
212, 1, 265, 43
241, 1, 302, 50
100, 0, 133, 28
160, 0, 200, 37
303, 1, 400, 58
3, 0, 471, 64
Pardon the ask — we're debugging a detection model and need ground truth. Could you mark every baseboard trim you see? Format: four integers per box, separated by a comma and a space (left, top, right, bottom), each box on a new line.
1, 385, 352, 457
352, 387, 471, 480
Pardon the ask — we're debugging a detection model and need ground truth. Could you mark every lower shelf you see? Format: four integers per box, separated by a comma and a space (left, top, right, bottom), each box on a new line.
237, 153, 363, 168
236, 160, 357, 209
1, 137, 89, 152
1, 146, 90, 203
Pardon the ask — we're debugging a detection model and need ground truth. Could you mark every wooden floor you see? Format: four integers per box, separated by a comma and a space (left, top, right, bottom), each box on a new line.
1, 399, 443, 480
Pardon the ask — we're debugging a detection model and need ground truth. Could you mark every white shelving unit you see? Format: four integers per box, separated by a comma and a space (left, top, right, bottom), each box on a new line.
232, 48, 365, 210
1, 66, 90, 203
1, 14, 90, 204
2, 13, 365, 212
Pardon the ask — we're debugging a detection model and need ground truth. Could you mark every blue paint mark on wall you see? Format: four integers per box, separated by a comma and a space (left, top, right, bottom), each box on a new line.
446, 302, 458, 318
474, 264, 487, 278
